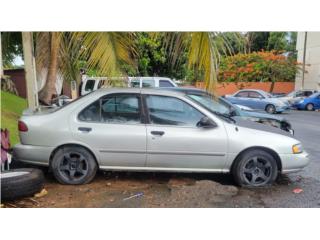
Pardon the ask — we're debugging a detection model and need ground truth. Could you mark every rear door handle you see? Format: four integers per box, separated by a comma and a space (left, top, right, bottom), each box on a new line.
78, 127, 92, 132
151, 131, 165, 136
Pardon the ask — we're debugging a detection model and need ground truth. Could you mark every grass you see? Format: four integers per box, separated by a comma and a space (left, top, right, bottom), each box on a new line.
1, 90, 27, 146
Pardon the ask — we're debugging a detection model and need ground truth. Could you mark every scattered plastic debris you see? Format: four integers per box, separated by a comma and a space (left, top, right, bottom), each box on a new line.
123, 192, 144, 201
293, 188, 303, 194
34, 189, 48, 198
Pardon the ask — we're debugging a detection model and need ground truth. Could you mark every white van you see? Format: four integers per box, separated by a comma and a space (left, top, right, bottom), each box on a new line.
80, 76, 177, 96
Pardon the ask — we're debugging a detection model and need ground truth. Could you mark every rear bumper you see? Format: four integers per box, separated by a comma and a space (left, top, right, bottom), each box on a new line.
280, 151, 309, 173
13, 144, 53, 166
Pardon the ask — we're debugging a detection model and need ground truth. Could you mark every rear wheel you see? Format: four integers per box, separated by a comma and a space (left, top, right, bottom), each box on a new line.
306, 103, 314, 111
51, 146, 98, 185
232, 149, 278, 187
265, 104, 276, 114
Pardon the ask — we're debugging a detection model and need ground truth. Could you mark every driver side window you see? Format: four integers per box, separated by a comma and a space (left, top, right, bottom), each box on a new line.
146, 95, 204, 126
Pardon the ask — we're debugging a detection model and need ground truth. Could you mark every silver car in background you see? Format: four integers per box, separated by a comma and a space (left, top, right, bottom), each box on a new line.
13, 88, 309, 187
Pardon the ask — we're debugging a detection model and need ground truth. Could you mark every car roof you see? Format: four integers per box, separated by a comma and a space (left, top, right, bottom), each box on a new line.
95, 87, 187, 97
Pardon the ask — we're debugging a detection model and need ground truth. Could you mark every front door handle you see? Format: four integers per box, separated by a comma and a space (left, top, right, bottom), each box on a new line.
78, 127, 92, 132
151, 131, 165, 136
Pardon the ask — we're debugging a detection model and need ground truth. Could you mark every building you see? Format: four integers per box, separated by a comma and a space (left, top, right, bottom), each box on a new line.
295, 32, 320, 90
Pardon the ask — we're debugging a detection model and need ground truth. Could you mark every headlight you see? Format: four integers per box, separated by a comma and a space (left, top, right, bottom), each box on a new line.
298, 100, 304, 104
277, 101, 285, 106
292, 143, 303, 154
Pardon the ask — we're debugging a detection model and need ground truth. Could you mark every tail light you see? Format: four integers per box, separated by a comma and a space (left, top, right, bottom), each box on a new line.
18, 120, 28, 132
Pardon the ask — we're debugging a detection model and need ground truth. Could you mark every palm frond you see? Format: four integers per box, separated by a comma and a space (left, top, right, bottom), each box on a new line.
71, 32, 137, 77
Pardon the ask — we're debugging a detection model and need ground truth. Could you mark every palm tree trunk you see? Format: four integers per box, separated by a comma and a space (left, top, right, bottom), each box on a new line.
38, 32, 60, 105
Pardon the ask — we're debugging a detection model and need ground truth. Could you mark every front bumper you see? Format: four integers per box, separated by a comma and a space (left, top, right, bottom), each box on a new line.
13, 143, 53, 166
275, 105, 290, 113
280, 151, 309, 173
292, 103, 305, 110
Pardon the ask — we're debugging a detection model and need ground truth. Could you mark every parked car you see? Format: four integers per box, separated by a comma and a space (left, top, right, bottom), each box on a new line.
277, 89, 318, 105
225, 89, 290, 114
80, 76, 177, 96
293, 92, 320, 111
14, 88, 308, 187
164, 88, 294, 134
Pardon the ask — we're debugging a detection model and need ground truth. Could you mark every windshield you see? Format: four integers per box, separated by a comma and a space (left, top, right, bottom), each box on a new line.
310, 92, 319, 98
187, 94, 234, 115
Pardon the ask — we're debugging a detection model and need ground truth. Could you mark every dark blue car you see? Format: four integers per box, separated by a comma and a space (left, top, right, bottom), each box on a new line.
293, 92, 320, 111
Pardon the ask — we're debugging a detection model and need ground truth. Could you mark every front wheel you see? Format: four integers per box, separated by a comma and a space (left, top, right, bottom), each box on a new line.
306, 103, 314, 111
51, 146, 98, 185
232, 149, 278, 187
265, 104, 276, 114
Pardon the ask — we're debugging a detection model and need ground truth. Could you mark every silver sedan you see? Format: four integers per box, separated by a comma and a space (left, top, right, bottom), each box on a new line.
13, 88, 309, 187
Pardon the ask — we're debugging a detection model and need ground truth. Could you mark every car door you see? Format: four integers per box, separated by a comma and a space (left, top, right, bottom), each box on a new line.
231, 91, 250, 106
71, 93, 147, 168
144, 94, 228, 171
314, 94, 320, 108
247, 91, 266, 110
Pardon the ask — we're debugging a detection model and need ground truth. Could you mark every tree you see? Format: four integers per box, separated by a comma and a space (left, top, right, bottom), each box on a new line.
35, 32, 136, 104
267, 32, 287, 51
218, 51, 301, 92
0, 32, 23, 68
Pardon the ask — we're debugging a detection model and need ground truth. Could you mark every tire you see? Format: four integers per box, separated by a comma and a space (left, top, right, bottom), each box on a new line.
51, 146, 98, 185
232, 149, 278, 187
1, 168, 45, 201
306, 103, 314, 111
265, 104, 276, 114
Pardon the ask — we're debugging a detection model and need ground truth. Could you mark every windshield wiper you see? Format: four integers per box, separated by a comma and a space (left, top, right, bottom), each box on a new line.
212, 111, 236, 123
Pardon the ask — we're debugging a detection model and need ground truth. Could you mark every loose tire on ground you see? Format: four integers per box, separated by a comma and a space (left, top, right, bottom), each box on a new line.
51, 146, 98, 185
232, 149, 278, 187
1, 168, 45, 201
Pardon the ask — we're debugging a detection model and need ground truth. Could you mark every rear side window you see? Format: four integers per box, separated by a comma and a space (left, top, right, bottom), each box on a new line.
159, 80, 174, 87
248, 91, 263, 98
78, 94, 141, 124
130, 80, 140, 88
84, 80, 96, 91
235, 91, 249, 97
304, 91, 313, 97
142, 79, 155, 88
146, 95, 204, 126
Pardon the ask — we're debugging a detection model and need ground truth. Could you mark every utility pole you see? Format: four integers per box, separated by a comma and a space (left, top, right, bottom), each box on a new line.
22, 32, 39, 110
301, 32, 308, 89
0, 32, 3, 78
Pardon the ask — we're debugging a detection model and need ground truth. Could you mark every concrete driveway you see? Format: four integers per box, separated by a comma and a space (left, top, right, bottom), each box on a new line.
3, 111, 320, 208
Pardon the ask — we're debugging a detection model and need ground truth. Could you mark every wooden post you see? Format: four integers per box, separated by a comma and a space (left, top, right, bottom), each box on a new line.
0, 32, 3, 78
301, 32, 308, 89
22, 32, 39, 110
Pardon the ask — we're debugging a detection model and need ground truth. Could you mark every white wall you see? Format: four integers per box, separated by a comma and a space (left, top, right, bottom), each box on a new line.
295, 32, 320, 90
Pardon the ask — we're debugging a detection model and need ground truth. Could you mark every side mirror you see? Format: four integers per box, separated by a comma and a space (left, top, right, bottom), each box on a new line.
196, 116, 217, 129
229, 108, 237, 116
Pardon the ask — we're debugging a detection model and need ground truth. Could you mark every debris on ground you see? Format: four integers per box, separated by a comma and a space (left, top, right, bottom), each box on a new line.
123, 192, 144, 201
293, 188, 303, 194
34, 189, 48, 198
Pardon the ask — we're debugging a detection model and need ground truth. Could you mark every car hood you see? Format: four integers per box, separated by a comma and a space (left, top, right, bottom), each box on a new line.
233, 118, 292, 137
240, 110, 285, 121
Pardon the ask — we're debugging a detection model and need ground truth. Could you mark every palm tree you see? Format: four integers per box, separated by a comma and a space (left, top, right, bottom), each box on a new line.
35, 32, 136, 104
159, 32, 242, 93
35, 32, 242, 104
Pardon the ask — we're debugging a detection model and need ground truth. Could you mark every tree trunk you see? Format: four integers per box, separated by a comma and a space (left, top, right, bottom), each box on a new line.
270, 79, 275, 93
38, 32, 60, 105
